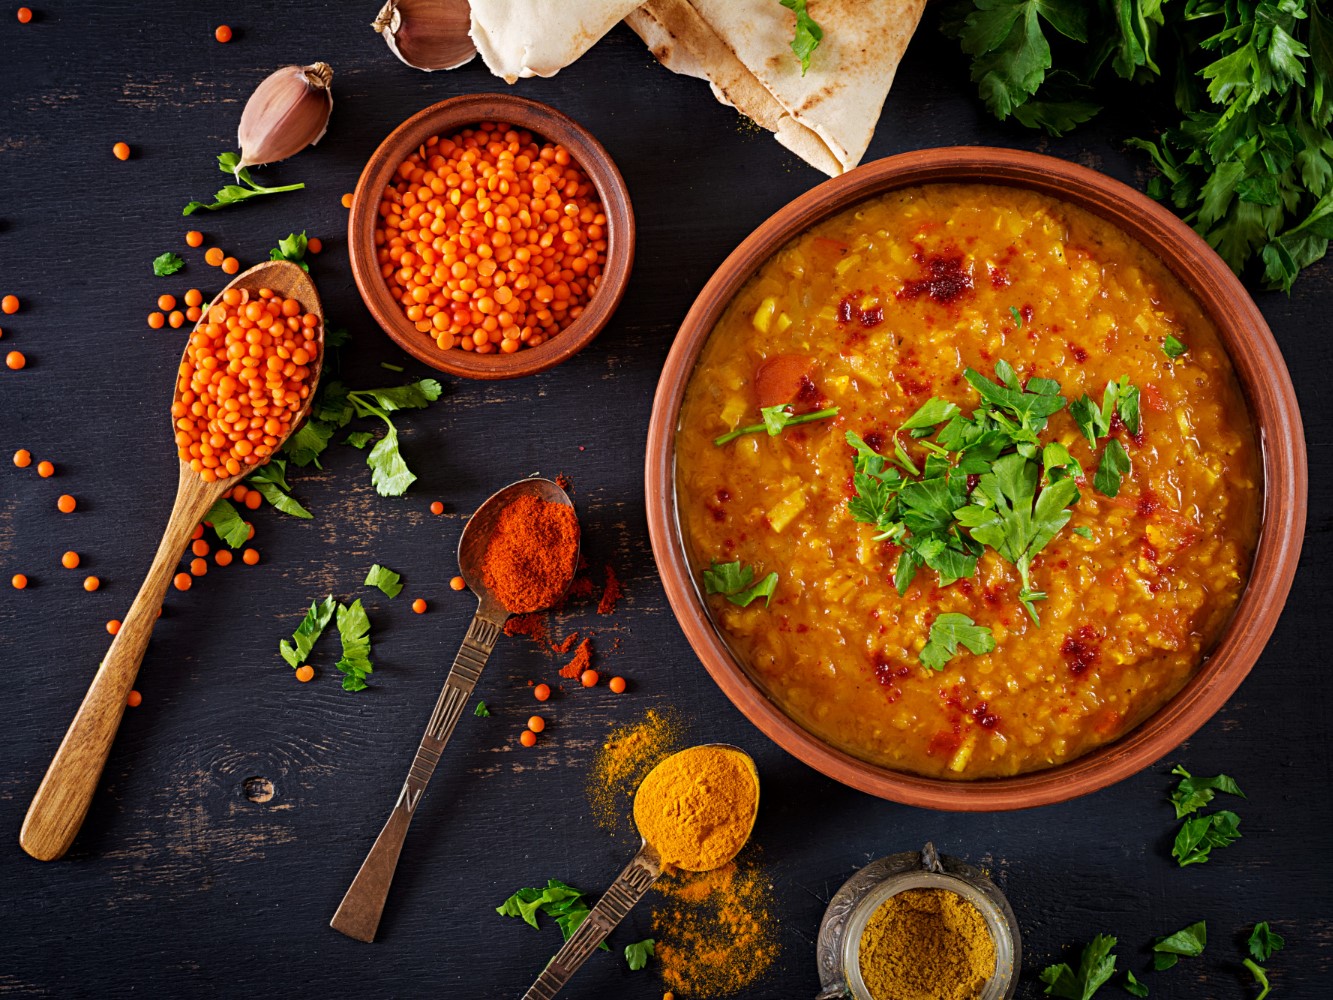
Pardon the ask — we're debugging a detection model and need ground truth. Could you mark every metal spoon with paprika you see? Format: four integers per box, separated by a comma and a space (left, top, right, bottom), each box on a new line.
330, 476, 578, 943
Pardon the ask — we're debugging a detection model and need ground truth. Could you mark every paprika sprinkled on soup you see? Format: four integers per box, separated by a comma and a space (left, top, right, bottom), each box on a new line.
675, 184, 1261, 780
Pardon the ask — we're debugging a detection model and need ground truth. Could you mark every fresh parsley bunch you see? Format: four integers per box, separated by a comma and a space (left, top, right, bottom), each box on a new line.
943, 0, 1333, 290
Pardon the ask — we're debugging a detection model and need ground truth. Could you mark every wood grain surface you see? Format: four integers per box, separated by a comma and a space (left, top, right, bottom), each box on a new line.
0, 4, 1328, 999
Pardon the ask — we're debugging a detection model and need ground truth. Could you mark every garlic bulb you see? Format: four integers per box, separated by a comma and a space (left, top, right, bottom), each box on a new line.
236, 62, 334, 174
374, 0, 476, 72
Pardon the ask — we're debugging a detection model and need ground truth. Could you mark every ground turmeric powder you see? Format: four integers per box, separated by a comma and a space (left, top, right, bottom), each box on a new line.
588, 708, 680, 837
857, 888, 996, 1000
632, 745, 758, 872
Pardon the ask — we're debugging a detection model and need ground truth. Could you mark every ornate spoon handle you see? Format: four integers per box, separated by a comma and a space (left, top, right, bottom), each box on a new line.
521, 842, 663, 1000
330, 608, 505, 942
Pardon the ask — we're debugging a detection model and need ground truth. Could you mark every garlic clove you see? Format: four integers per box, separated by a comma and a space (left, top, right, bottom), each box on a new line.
236, 62, 334, 173
374, 0, 476, 72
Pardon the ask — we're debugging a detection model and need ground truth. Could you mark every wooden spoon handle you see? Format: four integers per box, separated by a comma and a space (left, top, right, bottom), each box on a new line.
522, 843, 664, 1000
329, 608, 506, 943
20, 463, 220, 861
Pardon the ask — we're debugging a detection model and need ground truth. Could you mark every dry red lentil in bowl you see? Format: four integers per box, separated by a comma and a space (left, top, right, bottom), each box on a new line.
645, 148, 1306, 810
349, 94, 635, 380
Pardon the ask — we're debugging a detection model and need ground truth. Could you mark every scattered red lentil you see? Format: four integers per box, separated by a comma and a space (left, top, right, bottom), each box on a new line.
13, 448, 31, 468
158, 294, 176, 312
173, 285, 319, 482
205, 247, 225, 267
221, 256, 240, 275
191, 524, 204, 540
2, 294, 19, 314
113, 142, 131, 161
307, 237, 323, 254
186, 306, 202, 322
186, 231, 204, 248
214, 549, 233, 566
214, 24, 232, 42
341, 192, 353, 209
107, 619, 121, 635
580, 669, 599, 688
61, 551, 79, 569
83, 576, 100, 592
148, 311, 166, 329
127, 690, 143, 707
609, 675, 627, 694
519, 729, 537, 747
36, 460, 53, 477
168, 310, 185, 329
295, 664, 315, 683
56, 493, 76, 513
184, 288, 204, 307
191, 538, 210, 557
242, 548, 260, 566
12, 573, 28, 589
534, 683, 551, 702
373, 122, 607, 355
6, 351, 26, 370
16, 6, 32, 23
412, 598, 427, 613
190, 557, 208, 576
449, 575, 466, 591
430, 500, 445, 515
527, 715, 546, 733
173, 572, 191, 591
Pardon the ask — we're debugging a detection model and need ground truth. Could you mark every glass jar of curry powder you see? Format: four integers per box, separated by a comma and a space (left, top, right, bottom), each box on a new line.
815, 843, 1019, 1000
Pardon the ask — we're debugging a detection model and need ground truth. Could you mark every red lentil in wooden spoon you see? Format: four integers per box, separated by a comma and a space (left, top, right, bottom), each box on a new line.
20, 259, 324, 863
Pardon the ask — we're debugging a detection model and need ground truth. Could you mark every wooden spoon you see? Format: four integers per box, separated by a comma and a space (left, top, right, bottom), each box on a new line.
520, 744, 759, 999
19, 260, 324, 862
330, 477, 578, 943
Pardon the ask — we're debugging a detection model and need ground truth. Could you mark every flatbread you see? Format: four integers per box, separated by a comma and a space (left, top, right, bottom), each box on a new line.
470, 0, 642, 83
627, 0, 926, 176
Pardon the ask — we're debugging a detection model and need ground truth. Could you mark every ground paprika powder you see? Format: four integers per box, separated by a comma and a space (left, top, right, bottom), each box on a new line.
481, 494, 580, 613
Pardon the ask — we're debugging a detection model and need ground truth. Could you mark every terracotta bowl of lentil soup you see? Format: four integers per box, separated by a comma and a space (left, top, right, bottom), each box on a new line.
645, 147, 1306, 810
349, 93, 634, 379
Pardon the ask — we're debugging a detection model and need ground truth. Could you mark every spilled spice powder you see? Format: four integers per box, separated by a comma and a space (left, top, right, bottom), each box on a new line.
652, 860, 781, 997
551, 632, 580, 654
504, 613, 547, 644
597, 564, 623, 615
587, 708, 681, 836
560, 637, 594, 679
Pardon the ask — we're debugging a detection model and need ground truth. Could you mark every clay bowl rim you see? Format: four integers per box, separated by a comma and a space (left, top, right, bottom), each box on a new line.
644, 146, 1308, 812
348, 92, 635, 380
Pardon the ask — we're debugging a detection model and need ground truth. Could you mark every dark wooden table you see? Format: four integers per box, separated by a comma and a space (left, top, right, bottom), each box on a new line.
1, 5, 1328, 998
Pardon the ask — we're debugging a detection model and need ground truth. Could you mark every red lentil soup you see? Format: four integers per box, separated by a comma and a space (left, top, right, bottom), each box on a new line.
675, 183, 1261, 780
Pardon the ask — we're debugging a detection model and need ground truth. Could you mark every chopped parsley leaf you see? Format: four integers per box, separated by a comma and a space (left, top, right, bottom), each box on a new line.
703, 560, 778, 608
1169, 764, 1245, 819
624, 938, 655, 971
779, 0, 823, 76
334, 598, 373, 692
473, 701, 490, 718
153, 252, 184, 277
269, 230, 310, 273
1248, 923, 1285, 963
1152, 920, 1206, 970
1244, 959, 1272, 1000
364, 563, 403, 599
496, 879, 609, 951
205, 497, 251, 549
279, 595, 337, 669
1094, 439, 1132, 498
1124, 970, 1149, 997
1172, 809, 1241, 866
1162, 335, 1188, 358
920, 612, 995, 671
1040, 933, 1118, 1000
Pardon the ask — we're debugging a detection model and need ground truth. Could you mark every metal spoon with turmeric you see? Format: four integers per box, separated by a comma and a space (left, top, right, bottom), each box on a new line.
521, 743, 761, 999
331, 477, 579, 944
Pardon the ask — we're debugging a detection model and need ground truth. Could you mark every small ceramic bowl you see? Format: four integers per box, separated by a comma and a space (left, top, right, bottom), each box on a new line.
644, 147, 1307, 810
816, 844, 1019, 1000
348, 93, 635, 380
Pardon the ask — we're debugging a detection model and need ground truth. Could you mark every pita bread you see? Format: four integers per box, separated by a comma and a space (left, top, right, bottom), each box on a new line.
470, 0, 642, 83
626, 0, 926, 176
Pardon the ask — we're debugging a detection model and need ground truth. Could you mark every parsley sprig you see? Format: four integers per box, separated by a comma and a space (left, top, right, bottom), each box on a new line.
714, 403, 839, 446
184, 152, 305, 216
153, 252, 184, 277
920, 613, 996, 671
